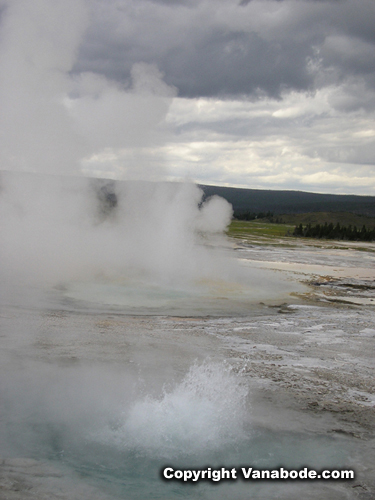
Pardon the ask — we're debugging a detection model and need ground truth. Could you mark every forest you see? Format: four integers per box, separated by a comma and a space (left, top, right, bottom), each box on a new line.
293, 222, 375, 242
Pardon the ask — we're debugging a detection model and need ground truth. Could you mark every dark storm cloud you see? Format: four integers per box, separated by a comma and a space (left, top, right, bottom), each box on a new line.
0, 2, 7, 20
72, 0, 375, 99
161, 30, 315, 98
145, 0, 194, 5
239, 0, 283, 5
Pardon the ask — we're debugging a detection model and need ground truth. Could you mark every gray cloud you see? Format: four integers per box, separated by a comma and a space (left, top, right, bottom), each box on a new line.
0, 0, 374, 194
71, 0, 375, 100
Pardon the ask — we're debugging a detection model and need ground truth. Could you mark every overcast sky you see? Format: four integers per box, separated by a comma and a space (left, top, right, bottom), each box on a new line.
1, 0, 374, 194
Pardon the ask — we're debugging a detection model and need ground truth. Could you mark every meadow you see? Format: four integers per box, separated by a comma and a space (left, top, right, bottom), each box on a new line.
228, 212, 375, 245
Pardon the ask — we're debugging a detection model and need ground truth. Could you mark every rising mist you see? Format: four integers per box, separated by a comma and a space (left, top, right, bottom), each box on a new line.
0, 0, 234, 297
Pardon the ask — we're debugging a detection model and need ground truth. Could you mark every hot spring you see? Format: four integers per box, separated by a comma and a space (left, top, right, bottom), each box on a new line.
0, 173, 365, 499
0, 350, 357, 500
1, 171, 307, 316
0, 0, 372, 494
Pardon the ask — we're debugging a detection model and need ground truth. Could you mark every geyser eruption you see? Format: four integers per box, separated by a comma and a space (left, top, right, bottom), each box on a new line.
104, 362, 248, 458
0, 3, 359, 500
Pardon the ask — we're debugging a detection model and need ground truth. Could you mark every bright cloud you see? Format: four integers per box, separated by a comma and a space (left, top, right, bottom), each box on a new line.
0, 0, 374, 194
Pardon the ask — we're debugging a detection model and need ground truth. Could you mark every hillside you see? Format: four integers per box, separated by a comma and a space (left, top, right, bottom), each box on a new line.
200, 185, 375, 217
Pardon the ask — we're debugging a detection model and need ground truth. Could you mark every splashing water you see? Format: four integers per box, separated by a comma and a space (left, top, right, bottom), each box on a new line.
100, 361, 248, 459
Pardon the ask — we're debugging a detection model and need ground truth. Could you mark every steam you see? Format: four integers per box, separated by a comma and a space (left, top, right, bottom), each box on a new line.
0, 0, 174, 177
0, 172, 233, 291
0, 0, 89, 175
0, 0, 234, 292
0, 5, 245, 497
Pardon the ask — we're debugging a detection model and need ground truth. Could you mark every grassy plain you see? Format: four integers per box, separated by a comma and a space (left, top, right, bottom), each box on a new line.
227, 220, 298, 247
228, 220, 294, 240
228, 212, 375, 238
227, 215, 375, 250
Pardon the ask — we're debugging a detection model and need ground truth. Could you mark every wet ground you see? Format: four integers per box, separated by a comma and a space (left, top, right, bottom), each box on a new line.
0, 237, 374, 499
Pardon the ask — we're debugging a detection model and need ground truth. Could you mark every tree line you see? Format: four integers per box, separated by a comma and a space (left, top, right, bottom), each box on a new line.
234, 211, 283, 222
293, 222, 375, 241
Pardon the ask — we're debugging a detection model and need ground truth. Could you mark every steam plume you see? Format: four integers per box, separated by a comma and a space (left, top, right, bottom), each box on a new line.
0, 0, 233, 293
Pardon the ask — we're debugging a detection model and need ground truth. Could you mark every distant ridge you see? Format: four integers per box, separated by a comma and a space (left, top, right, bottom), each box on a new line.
200, 185, 375, 217
1, 171, 374, 217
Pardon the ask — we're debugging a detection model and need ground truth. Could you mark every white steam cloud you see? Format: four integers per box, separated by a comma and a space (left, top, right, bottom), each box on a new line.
0, 0, 234, 295
0, 172, 233, 290
0, 0, 175, 177
0, 0, 89, 174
